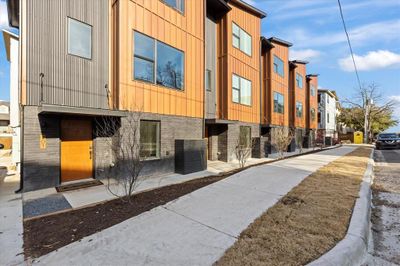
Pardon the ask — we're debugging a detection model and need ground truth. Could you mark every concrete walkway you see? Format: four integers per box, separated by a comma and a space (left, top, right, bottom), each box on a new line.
0, 151, 24, 266
33, 146, 356, 266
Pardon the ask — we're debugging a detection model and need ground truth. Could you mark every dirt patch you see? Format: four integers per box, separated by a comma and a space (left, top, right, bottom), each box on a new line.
215, 147, 371, 266
24, 174, 228, 259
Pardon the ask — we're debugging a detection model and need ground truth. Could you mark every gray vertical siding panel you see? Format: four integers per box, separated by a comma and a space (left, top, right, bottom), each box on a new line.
26, 0, 109, 109
205, 17, 217, 119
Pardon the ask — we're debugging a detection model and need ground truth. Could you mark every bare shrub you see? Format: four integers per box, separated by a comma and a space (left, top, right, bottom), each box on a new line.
271, 126, 295, 159
94, 112, 144, 204
234, 134, 254, 168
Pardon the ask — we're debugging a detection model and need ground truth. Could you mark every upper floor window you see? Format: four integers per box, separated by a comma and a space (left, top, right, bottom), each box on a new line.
273, 92, 284, 114
161, 0, 184, 13
311, 108, 316, 121
134, 31, 184, 90
232, 23, 252, 56
273, 56, 284, 77
296, 102, 303, 117
327, 113, 330, 123
296, 73, 303, 88
318, 112, 321, 123
232, 74, 252, 106
310, 85, 316, 96
68, 18, 92, 59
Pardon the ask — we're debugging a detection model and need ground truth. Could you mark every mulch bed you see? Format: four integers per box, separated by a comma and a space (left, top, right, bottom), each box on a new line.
24, 174, 228, 259
23, 146, 340, 259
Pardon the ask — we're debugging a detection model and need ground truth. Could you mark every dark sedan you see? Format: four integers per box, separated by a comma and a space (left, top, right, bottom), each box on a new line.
375, 133, 400, 150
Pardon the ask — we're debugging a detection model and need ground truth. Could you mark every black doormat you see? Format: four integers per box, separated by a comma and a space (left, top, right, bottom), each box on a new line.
56, 179, 103, 192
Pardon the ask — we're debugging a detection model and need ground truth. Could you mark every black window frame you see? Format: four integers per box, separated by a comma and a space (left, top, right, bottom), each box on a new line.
232, 74, 252, 106
67, 17, 93, 60
273, 55, 284, 77
232, 22, 252, 57
139, 120, 161, 160
133, 31, 185, 91
296, 73, 303, 89
273, 91, 284, 114
296, 101, 303, 117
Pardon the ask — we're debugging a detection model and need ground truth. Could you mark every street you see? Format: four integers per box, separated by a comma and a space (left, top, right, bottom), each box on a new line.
369, 149, 400, 265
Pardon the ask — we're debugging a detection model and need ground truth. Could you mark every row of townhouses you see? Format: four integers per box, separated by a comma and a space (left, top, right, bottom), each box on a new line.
4, 0, 338, 192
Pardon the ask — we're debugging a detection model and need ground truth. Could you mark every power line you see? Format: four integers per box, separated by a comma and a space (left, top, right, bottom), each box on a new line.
337, 0, 362, 90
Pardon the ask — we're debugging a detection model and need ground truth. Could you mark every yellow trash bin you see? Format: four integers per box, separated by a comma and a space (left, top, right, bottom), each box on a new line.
354, 131, 363, 144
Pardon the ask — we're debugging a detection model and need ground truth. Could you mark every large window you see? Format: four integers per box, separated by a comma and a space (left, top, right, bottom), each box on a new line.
273, 92, 284, 114
134, 31, 184, 90
273, 56, 284, 77
296, 73, 303, 88
140, 121, 160, 159
232, 74, 252, 106
68, 18, 92, 59
161, 0, 184, 13
157, 42, 184, 89
310, 84, 316, 96
232, 23, 252, 56
134, 32, 155, 83
296, 102, 303, 117
239, 126, 251, 148
310, 108, 316, 121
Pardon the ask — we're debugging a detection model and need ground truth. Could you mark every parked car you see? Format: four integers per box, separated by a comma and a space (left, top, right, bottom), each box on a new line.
375, 133, 400, 150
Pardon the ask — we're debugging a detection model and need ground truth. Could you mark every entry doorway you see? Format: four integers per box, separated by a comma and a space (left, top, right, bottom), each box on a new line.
60, 118, 93, 182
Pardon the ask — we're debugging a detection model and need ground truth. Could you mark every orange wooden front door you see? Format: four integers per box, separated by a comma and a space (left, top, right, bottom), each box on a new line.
61, 119, 93, 182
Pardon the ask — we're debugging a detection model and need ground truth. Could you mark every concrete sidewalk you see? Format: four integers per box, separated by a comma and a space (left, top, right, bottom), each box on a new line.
0, 151, 24, 266
33, 146, 356, 266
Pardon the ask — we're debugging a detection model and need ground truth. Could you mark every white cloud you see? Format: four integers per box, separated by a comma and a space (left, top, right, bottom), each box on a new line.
338, 50, 400, 72
273, 20, 400, 49
290, 49, 322, 61
0, 0, 9, 30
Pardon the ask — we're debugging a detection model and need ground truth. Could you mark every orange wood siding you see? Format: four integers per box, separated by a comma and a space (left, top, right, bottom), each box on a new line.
113, 0, 204, 118
217, 3, 261, 124
290, 63, 307, 129
307, 76, 318, 130
264, 42, 289, 127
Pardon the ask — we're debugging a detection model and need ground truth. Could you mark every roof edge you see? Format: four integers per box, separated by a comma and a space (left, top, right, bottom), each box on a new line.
228, 0, 267, 18
268, 37, 293, 47
291, 60, 309, 65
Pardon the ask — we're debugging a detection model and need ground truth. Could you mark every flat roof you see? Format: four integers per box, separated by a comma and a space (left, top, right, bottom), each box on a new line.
268, 37, 293, 47
291, 60, 309, 65
227, 0, 267, 18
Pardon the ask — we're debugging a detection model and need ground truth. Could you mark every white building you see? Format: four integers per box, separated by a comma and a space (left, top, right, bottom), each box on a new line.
2, 30, 20, 171
317, 89, 338, 144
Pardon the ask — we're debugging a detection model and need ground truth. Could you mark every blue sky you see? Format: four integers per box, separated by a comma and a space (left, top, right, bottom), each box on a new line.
0, 0, 399, 130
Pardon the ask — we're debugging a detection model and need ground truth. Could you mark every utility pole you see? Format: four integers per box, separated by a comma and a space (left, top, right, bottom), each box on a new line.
364, 98, 373, 144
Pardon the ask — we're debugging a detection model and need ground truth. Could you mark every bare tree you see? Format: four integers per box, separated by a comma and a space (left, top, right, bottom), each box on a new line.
234, 135, 254, 168
342, 83, 398, 143
270, 126, 295, 159
94, 112, 144, 204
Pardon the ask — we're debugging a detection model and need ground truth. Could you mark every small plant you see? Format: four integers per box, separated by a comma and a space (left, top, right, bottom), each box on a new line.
234, 132, 254, 168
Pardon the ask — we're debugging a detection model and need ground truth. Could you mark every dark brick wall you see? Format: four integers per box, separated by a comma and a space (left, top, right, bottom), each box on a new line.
22, 108, 203, 191
23, 106, 61, 191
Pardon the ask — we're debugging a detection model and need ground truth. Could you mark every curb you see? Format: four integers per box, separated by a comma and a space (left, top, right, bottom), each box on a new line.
308, 149, 375, 266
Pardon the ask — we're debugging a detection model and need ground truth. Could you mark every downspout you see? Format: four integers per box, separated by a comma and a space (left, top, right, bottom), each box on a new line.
259, 38, 262, 131
202, 0, 206, 139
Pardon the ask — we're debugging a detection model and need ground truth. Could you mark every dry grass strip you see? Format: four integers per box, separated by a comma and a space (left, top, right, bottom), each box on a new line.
216, 147, 372, 266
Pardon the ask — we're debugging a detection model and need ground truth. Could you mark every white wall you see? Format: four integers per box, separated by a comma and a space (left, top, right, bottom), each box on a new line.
318, 92, 337, 135
9, 36, 20, 169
